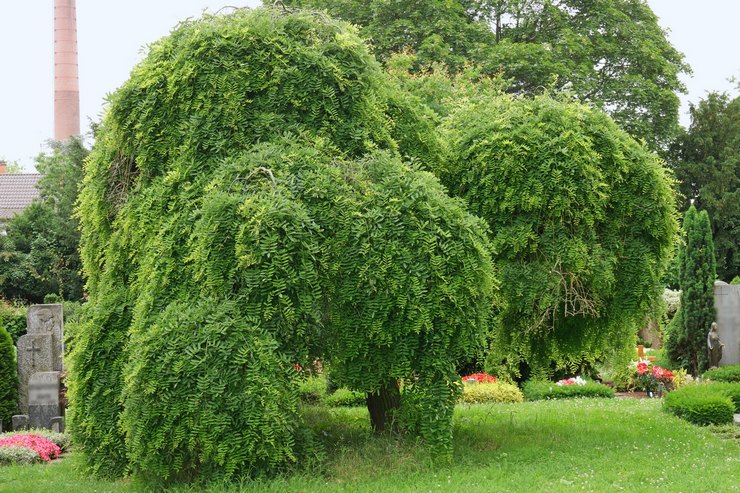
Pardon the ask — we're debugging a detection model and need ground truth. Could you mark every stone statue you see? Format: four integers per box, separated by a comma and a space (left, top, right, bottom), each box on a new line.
707, 322, 724, 369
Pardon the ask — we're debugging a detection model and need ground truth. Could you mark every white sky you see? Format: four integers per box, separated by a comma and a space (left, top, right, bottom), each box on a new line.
1, 0, 738, 171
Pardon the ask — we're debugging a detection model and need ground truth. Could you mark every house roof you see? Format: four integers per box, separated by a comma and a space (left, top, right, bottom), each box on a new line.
0, 174, 42, 220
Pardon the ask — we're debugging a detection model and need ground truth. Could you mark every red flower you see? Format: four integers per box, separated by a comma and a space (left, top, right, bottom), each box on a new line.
637, 362, 648, 375
462, 372, 497, 383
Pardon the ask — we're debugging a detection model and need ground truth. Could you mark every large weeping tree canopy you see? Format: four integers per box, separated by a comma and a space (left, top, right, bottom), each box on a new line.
68, 7, 495, 482
440, 94, 678, 379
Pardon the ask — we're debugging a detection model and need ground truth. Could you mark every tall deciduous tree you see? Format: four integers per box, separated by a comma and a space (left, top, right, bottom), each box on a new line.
0, 137, 87, 302
282, 0, 690, 150
666, 206, 717, 375
670, 91, 739, 281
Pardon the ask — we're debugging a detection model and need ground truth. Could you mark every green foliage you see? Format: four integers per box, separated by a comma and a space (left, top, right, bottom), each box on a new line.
703, 365, 740, 383
0, 446, 41, 465
0, 323, 18, 426
0, 137, 87, 302
707, 382, 740, 413
665, 206, 716, 375
663, 384, 734, 426
0, 301, 26, 345
522, 381, 615, 401
460, 382, 523, 404
323, 388, 366, 408
70, 7, 496, 479
285, 0, 690, 150
731, 276, 740, 285
670, 91, 740, 280
298, 375, 328, 405
442, 94, 677, 378
120, 301, 300, 484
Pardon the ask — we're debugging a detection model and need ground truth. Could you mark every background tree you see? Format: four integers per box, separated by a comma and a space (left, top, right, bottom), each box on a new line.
440, 94, 678, 379
282, 0, 690, 150
70, 8, 495, 481
0, 137, 87, 302
665, 206, 717, 375
669, 91, 739, 281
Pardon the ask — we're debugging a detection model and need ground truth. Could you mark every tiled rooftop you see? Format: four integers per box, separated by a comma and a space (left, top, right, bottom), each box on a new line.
0, 174, 42, 220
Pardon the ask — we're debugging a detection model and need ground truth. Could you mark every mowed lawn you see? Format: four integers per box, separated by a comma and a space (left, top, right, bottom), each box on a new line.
1, 399, 737, 493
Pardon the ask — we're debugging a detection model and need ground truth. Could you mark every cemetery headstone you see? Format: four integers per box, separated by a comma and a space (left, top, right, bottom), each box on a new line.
28, 372, 62, 429
13, 304, 65, 430
714, 281, 740, 366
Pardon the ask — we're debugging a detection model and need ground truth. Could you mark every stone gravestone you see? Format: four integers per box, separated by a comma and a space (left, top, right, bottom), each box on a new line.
714, 281, 740, 366
28, 372, 62, 429
13, 304, 65, 430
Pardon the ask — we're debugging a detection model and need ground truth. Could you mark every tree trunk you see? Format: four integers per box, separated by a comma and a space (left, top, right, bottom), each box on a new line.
366, 379, 401, 433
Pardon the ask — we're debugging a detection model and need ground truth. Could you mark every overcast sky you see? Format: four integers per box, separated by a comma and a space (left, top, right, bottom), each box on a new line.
1, 0, 738, 170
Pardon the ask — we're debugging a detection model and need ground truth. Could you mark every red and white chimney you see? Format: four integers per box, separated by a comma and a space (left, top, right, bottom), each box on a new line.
54, 0, 80, 141
0, 161, 7, 174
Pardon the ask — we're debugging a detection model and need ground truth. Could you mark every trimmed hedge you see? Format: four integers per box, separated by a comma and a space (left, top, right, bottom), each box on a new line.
663, 384, 735, 426
709, 382, 740, 413
704, 365, 740, 383
523, 381, 615, 401
324, 388, 366, 408
460, 382, 523, 404
298, 375, 328, 405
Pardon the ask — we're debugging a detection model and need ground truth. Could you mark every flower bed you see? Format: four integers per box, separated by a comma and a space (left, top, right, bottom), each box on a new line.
461, 373, 497, 384
0, 434, 61, 463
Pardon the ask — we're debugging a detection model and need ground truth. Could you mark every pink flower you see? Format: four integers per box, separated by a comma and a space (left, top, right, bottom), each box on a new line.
637, 362, 648, 375
0, 434, 61, 462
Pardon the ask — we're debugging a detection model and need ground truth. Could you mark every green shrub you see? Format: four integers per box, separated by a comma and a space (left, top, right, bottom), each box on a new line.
663, 384, 734, 425
460, 382, 523, 404
523, 381, 615, 401
0, 324, 18, 428
298, 375, 328, 405
704, 365, 740, 383
0, 446, 40, 465
324, 388, 366, 408
709, 382, 740, 413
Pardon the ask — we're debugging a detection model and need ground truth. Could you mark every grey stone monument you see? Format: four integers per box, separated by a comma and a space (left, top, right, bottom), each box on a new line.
27, 372, 63, 429
714, 281, 740, 366
13, 304, 65, 430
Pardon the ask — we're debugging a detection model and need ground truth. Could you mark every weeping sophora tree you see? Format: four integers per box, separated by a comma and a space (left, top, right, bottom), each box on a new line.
440, 95, 678, 379
67, 7, 496, 482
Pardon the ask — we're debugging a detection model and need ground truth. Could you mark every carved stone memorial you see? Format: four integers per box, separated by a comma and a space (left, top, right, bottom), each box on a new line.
28, 372, 62, 429
13, 304, 65, 430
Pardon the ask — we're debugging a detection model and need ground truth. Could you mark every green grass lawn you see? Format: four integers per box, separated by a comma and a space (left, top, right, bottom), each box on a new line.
0, 399, 737, 492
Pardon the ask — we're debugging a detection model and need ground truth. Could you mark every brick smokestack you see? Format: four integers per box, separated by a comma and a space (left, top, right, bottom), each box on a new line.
54, 0, 80, 141
0, 161, 6, 174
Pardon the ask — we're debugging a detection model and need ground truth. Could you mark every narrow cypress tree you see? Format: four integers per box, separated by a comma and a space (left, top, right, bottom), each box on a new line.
0, 324, 18, 429
669, 206, 717, 375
